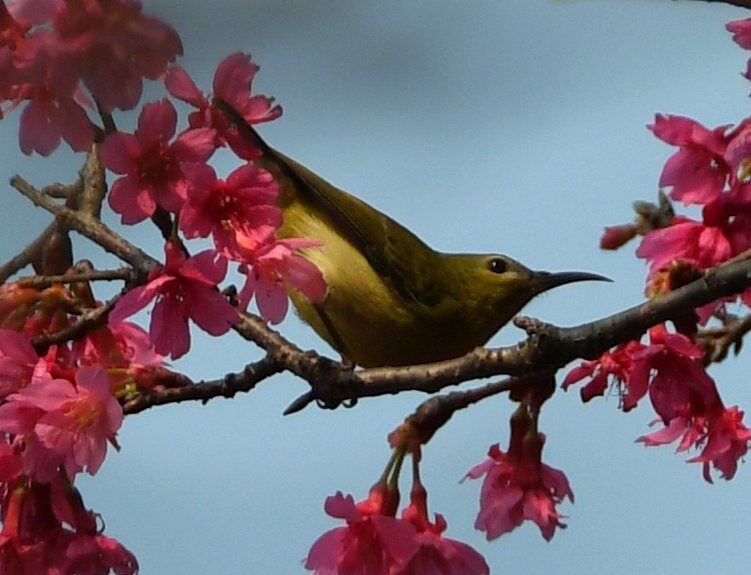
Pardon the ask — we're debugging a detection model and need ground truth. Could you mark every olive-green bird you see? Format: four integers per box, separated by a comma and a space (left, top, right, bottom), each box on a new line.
247, 128, 608, 368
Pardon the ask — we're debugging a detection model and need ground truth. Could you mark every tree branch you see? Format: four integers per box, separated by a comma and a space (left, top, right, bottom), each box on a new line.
397, 372, 552, 446
78, 146, 107, 219
15, 268, 135, 289
10, 175, 157, 272
120, 256, 751, 415
13, 170, 751, 414
122, 355, 284, 415
698, 312, 751, 363
31, 297, 119, 353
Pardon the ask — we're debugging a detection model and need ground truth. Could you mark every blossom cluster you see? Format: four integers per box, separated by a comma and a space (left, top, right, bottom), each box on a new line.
306, 475, 490, 575
464, 408, 573, 541
1, 0, 328, 570
565, 325, 751, 482
0, 285, 184, 572
636, 112, 751, 320
306, 403, 575, 574
0, 0, 181, 155
2, 0, 326, 359
577, 17, 751, 483
101, 53, 326, 358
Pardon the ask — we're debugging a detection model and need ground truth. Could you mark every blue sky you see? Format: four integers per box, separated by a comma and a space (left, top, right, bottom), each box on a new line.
2, 1, 751, 573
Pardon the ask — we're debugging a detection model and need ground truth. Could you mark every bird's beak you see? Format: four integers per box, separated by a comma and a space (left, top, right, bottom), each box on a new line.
531, 270, 612, 294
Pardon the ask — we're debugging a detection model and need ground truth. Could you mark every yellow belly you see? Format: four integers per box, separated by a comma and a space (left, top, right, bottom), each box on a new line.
280, 200, 428, 366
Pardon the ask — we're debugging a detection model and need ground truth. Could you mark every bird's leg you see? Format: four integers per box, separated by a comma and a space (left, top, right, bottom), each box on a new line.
283, 350, 356, 415
338, 354, 355, 373
313, 302, 356, 369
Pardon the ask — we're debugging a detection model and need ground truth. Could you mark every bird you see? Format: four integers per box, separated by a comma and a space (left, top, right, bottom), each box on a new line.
245, 127, 609, 368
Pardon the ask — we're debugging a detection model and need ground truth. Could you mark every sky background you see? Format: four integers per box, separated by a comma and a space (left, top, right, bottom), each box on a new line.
2, 1, 751, 573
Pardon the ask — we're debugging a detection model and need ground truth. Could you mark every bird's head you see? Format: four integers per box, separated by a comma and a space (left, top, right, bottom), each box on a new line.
444, 253, 610, 342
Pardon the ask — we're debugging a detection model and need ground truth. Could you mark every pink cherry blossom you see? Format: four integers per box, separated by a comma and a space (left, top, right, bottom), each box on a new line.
75, 321, 163, 370
465, 414, 573, 542
0, 366, 122, 479
3, 0, 181, 155
0, 437, 23, 482
238, 239, 326, 324
632, 324, 719, 423
63, 533, 139, 575
212, 52, 282, 124
108, 242, 238, 359
562, 340, 646, 406
51, 0, 182, 113
0, 329, 40, 398
688, 406, 751, 481
17, 83, 94, 155
720, 119, 751, 194
180, 162, 282, 259
165, 53, 282, 159
394, 484, 489, 575
22, 97, 91, 154
649, 114, 730, 205
393, 528, 488, 575
0, 477, 138, 575
74, 321, 187, 392
567, 324, 717, 419
599, 223, 638, 250
0, 3, 94, 155
636, 216, 733, 276
636, 198, 751, 322
619, 327, 751, 482
639, 405, 751, 483
727, 18, 751, 50
305, 488, 419, 575
100, 99, 216, 224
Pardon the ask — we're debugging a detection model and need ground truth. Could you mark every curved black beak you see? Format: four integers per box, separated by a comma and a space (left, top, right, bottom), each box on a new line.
531, 270, 612, 294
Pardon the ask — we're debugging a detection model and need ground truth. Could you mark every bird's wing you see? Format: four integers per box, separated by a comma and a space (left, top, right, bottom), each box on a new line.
272, 149, 445, 308
219, 105, 445, 309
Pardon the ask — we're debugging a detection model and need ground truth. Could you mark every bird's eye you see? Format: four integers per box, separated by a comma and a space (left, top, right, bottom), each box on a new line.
487, 257, 508, 274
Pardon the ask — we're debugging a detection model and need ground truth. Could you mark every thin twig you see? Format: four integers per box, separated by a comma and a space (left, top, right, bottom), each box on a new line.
10, 175, 157, 271
122, 355, 283, 415
399, 371, 552, 445
31, 297, 119, 353
16, 268, 135, 289
698, 313, 751, 363
78, 146, 107, 219
42, 183, 78, 199
95, 101, 117, 136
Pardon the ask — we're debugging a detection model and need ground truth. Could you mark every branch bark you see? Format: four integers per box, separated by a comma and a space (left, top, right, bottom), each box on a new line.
15, 268, 134, 289
122, 355, 284, 415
